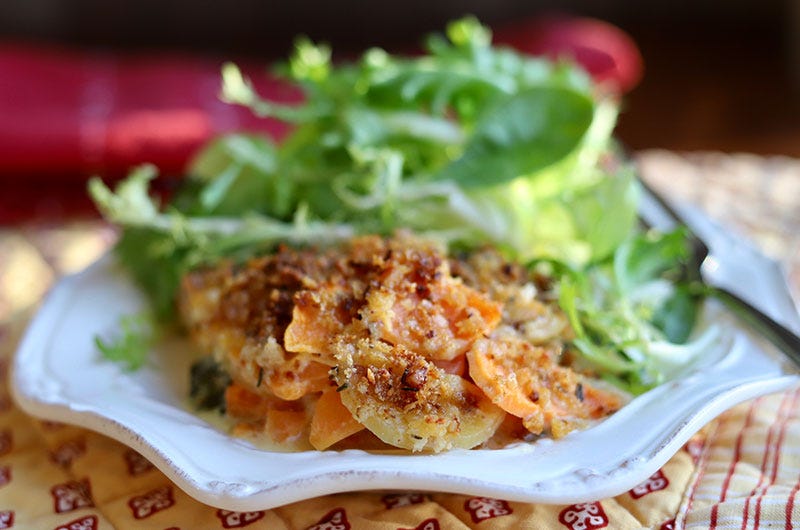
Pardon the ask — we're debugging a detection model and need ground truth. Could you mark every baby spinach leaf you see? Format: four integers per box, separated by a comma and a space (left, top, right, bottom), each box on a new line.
436, 87, 594, 187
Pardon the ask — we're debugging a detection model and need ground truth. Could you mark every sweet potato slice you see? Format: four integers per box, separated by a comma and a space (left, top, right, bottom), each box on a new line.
284, 285, 360, 357
432, 354, 467, 377
364, 279, 501, 361
267, 358, 332, 401
266, 408, 309, 444
309, 390, 365, 450
225, 383, 271, 421
467, 337, 622, 437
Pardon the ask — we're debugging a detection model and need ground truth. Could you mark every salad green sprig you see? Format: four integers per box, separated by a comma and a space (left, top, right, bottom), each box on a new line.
89, 17, 712, 393
555, 228, 718, 392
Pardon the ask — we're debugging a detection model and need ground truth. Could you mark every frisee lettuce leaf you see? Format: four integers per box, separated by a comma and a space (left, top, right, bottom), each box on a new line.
555, 228, 713, 392
94, 313, 156, 371
89, 16, 710, 393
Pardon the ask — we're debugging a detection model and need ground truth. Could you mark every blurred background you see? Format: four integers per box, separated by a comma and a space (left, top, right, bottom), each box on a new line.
2, 0, 799, 154
2, 1, 800, 319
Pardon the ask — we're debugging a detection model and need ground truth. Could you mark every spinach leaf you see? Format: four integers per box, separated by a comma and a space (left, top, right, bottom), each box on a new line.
436, 87, 595, 187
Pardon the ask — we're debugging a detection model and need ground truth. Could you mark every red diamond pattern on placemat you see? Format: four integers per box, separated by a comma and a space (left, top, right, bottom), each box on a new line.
51, 478, 94, 514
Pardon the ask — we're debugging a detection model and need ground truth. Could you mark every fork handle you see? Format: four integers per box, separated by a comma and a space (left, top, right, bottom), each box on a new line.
713, 287, 800, 369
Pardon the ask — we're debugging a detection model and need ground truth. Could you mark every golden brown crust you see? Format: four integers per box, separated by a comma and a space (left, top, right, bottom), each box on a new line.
179, 232, 624, 451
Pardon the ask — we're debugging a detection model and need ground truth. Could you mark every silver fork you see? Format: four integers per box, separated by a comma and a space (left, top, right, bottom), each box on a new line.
637, 179, 800, 368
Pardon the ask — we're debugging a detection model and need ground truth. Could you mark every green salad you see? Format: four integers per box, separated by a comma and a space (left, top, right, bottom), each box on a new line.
90, 17, 716, 394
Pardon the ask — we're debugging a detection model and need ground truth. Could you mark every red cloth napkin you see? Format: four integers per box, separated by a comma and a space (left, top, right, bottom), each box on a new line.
0, 16, 641, 223
0, 46, 299, 221
0, 46, 296, 179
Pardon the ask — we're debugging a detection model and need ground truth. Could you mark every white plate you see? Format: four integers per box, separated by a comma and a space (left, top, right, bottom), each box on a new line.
11, 254, 800, 511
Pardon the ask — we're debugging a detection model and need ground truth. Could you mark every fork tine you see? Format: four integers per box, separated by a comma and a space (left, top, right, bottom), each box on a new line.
637, 179, 680, 234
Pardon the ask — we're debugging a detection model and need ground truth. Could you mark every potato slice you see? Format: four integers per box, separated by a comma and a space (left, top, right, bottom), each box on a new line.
332, 335, 505, 452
